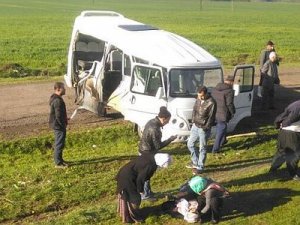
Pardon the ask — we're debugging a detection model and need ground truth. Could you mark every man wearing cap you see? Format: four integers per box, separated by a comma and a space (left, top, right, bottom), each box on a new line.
261, 51, 280, 110
187, 86, 216, 174
211, 76, 235, 154
259, 40, 277, 70
258, 40, 279, 98
138, 106, 177, 200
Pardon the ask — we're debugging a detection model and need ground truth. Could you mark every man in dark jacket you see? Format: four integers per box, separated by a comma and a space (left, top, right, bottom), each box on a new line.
274, 100, 300, 129
211, 76, 235, 153
261, 51, 279, 110
49, 82, 68, 168
270, 100, 300, 181
138, 106, 177, 200
187, 86, 216, 174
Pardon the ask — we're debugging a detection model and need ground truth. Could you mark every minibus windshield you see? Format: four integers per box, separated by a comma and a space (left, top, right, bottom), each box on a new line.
169, 68, 222, 97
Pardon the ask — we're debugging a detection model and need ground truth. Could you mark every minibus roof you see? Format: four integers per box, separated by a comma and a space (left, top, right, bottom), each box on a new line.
74, 11, 221, 68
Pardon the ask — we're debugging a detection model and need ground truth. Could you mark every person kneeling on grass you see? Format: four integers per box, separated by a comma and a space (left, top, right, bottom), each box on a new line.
116, 153, 172, 223
162, 176, 229, 224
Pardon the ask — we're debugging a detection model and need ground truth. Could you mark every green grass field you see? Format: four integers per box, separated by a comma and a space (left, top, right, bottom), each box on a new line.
0, 0, 300, 78
1, 124, 300, 224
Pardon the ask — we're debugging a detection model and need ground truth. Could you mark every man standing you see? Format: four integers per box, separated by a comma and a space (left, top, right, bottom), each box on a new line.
258, 40, 278, 97
138, 106, 177, 199
260, 51, 280, 110
49, 82, 69, 168
259, 40, 277, 70
186, 86, 216, 174
270, 100, 300, 181
211, 76, 235, 154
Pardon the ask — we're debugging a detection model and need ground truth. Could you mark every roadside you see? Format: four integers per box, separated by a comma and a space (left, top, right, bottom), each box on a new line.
0, 67, 299, 140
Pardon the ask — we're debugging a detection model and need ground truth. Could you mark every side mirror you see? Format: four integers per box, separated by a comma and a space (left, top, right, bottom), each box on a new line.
155, 87, 164, 99
233, 84, 240, 96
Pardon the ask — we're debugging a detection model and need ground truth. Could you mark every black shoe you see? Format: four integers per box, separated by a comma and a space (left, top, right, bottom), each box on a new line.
211, 219, 219, 224
186, 162, 198, 169
192, 168, 203, 175
55, 163, 68, 169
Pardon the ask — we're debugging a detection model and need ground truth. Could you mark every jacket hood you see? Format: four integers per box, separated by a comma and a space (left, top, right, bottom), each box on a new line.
215, 83, 232, 92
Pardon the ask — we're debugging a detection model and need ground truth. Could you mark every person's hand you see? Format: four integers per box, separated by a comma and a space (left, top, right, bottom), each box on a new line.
170, 135, 177, 141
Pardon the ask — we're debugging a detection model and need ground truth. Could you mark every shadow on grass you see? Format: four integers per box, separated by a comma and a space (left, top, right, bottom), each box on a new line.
204, 156, 272, 173
68, 155, 136, 166
223, 188, 300, 221
224, 169, 291, 187
224, 132, 278, 151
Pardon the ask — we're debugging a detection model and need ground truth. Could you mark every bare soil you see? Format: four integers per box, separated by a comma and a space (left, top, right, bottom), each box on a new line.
0, 67, 299, 140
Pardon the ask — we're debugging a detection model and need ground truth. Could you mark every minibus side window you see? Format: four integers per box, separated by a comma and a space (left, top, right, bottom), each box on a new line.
123, 54, 131, 76
131, 66, 163, 97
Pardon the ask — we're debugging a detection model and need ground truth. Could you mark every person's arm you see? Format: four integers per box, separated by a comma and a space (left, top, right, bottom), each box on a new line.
200, 189, 213, 214
261, 61, 270, 76
274, 110, 288, 128
282, 111, 300, 127
226, 91, 235, 119
205, 101, 217, 129
151, 128, 175, 150
259, 51, 266, 69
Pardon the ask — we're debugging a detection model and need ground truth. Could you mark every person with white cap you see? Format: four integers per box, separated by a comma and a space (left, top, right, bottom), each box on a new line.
116, 153, 172, 223
260, 51, 280, 110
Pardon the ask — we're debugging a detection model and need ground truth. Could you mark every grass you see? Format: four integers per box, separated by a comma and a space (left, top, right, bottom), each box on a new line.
0, 0, 300, 78
0, 124, 299, 224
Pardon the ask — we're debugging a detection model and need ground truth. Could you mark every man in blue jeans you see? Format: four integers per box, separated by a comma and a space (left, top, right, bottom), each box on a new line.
187, 86, 216, 174
49, 82, 69, 168
211, 76, 235, 154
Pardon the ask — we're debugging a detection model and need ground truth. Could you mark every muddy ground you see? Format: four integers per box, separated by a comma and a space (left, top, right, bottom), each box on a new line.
0, 68, 299, 140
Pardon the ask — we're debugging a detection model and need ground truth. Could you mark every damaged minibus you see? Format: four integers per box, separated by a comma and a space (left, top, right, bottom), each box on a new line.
64, 11, 255, 142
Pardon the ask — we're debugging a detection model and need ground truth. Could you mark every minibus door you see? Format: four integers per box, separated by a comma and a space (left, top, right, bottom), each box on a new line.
124, 64, 167, 129
230, 65, 255, 131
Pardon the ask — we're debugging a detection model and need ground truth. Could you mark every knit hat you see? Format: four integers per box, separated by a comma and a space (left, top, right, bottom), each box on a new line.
158, 106, 171, 118
267, 40, 274, 46
154, 153, 172, 168
188, 176, 207, 194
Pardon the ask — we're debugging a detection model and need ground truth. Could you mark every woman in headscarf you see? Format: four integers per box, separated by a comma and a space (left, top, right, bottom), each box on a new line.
116, 153, 172, 223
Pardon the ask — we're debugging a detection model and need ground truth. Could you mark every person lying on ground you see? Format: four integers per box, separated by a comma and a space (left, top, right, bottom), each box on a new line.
162, 175, 229, 224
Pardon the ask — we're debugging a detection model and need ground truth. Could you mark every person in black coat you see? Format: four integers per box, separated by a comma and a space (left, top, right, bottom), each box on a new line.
49, 82, 69, 168
116, 153, 172, 223
138, 106, 177, 200
211, 76, 235, 153
270, 100, 300, 181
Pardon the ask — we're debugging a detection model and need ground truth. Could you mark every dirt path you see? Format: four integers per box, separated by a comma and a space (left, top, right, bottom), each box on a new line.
0, 67, 299, 140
